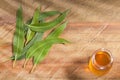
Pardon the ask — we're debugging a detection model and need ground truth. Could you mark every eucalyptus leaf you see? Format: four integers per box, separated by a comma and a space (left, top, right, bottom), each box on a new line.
39, 11, 61, 21
47, 22, 67, 39
26, 9, 69, 32
10, 6, 70, 73
31, 22, 69, 71
12, 32, 43, 60
33, 44, 51, 64
11, 9, 62, 60
25, 38, 69, 60
30, 44, 51, 73
26, 29, 35, 44
31, 8, 40, 24
13, 6, 25, 66
26, 8, 40, 44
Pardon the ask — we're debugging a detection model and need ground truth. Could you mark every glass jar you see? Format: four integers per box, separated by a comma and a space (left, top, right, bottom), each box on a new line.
89, 48, 113, 76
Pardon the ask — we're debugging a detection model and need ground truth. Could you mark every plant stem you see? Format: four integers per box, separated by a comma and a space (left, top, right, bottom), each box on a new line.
30, 64, 37, 73
13, 55, 17, 68
13, 60, 16, 68
23, 59, 28, 68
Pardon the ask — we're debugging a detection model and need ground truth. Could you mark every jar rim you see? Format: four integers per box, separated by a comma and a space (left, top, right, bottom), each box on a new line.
92, 48, 113, 70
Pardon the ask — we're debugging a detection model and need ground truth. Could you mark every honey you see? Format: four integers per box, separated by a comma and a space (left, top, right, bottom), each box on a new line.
89, 48, 113, 76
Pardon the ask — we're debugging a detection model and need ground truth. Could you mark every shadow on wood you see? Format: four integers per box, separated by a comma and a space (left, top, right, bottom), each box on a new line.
64, 57, 97, 80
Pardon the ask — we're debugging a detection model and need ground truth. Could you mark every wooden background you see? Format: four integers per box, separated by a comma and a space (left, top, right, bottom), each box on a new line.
1, 0, 120, 23
0, 0, 120, 80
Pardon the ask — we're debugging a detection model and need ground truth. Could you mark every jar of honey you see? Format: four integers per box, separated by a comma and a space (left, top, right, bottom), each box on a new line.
89, 48, 113, 76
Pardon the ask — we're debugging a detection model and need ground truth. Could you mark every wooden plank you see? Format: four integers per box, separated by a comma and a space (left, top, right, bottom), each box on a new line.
0, 23, 120, 80
1, 0, 120, 22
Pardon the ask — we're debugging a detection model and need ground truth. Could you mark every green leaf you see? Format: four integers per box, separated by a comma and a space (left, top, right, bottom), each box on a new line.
26, 29, 35, 44
33, 22, 69, 65
30, 44, 51, 72
25, 38, 69, 60
11, 22, 67, 60
39, 11, 61, 21
33, 45, 51, 64
11, 9, 61, 60
13, 6, 25, 63
12, 32, 43, 60
26, 8, 40, 44
31, 8, 40, 24
47, 22, 67, 39
26, 9, 69, 32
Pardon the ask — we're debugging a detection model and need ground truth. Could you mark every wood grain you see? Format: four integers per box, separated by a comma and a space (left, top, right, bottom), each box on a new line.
0, 0, 120, 80
0, 22, 120, 80
0, 0, 120, 22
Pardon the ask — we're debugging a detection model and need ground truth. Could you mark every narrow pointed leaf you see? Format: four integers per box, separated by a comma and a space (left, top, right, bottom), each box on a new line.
11, 9, 61, 60
26, 8, 40, 43
33, 45, 51, 64
13, 6, 25, 60
26, 29, 35, 44
47, 22, 67, 39
26, 38, 69, 59
39, 11, 61, 21
26, 9, 69, 32
12, 32, 43, 60
31, 8, 40, 24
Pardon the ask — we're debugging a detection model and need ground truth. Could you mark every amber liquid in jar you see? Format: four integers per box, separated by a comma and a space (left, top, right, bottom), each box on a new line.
89, 48, 113, 76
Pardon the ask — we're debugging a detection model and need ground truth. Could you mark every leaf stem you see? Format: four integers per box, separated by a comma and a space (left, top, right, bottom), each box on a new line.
30, 64, 37, 73
23, 59, 28, 68
13, 60, 16, 68
13, 55, 17, 68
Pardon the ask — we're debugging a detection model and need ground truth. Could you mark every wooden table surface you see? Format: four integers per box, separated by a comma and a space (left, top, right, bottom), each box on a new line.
0, 22, 120, 80
1, 0, 120, 22
0, 0, 120, 80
